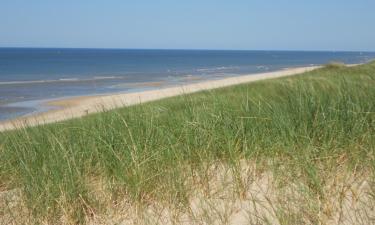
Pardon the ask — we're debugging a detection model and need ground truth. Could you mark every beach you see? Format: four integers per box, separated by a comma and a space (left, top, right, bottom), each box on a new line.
0, 66, 319, 131
2, 1, 375, 223
2, 62, 374, 224
2, 48, 374, 122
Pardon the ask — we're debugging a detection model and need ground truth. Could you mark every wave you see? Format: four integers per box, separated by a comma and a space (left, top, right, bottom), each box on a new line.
198, 65, 270, 72
256, 65, 270, 70
196, 66, 240, 73
0, 76, 123, 85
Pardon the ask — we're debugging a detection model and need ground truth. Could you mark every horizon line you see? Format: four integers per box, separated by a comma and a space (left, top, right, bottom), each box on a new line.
0, 46, 374, 53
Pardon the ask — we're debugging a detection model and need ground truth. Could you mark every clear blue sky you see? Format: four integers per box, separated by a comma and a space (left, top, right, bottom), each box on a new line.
1, 0, 375, 51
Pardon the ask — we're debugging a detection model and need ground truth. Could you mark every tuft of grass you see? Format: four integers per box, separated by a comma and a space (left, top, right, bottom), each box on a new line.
0, 62, 374, 224
324, 61, 346, 69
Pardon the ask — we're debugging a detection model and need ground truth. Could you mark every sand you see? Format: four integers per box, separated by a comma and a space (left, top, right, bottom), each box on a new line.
0, 66, 319, 132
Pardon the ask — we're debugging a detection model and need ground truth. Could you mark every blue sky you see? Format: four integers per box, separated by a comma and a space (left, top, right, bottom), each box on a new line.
1, 0, 375, 51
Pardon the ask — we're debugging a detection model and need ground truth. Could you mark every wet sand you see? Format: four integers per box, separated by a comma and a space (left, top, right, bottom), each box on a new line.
0, 66, 320, 132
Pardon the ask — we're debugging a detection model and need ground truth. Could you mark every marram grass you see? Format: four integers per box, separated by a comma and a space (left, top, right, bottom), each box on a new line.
0, 62, 374, 224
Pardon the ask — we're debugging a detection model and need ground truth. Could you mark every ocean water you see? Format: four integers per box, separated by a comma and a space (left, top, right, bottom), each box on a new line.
1, 48, 374, 121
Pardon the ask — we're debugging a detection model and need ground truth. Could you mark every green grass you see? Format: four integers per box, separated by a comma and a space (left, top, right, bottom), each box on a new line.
0, 62, 374, 224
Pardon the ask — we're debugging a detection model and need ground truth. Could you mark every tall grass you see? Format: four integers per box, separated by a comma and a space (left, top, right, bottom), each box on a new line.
0, 62, 374, 224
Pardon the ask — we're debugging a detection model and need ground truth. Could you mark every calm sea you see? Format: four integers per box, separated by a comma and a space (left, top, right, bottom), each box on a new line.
0, 48, 374, 121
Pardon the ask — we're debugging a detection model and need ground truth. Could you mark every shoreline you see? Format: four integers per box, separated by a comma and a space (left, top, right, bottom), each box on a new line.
0, 66, 321, 132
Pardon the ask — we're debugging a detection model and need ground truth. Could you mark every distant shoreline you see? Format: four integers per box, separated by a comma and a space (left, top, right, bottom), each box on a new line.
1, 49, 373, 122
0, 66, 323, 132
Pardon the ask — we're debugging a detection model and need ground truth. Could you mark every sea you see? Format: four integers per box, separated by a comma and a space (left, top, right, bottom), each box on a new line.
1, 48, 374, 121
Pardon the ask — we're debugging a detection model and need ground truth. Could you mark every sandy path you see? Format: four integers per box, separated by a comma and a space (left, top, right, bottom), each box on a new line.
0, 66, 319, 132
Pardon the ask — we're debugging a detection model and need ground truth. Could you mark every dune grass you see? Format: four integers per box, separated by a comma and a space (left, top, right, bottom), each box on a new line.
0, 62, 374, 224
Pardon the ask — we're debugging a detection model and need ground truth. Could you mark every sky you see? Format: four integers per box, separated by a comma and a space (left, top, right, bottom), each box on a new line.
1, 0, 375, 51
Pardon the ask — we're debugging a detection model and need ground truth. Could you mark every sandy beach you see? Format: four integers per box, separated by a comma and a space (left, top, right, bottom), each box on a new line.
0, 66, 319, 132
